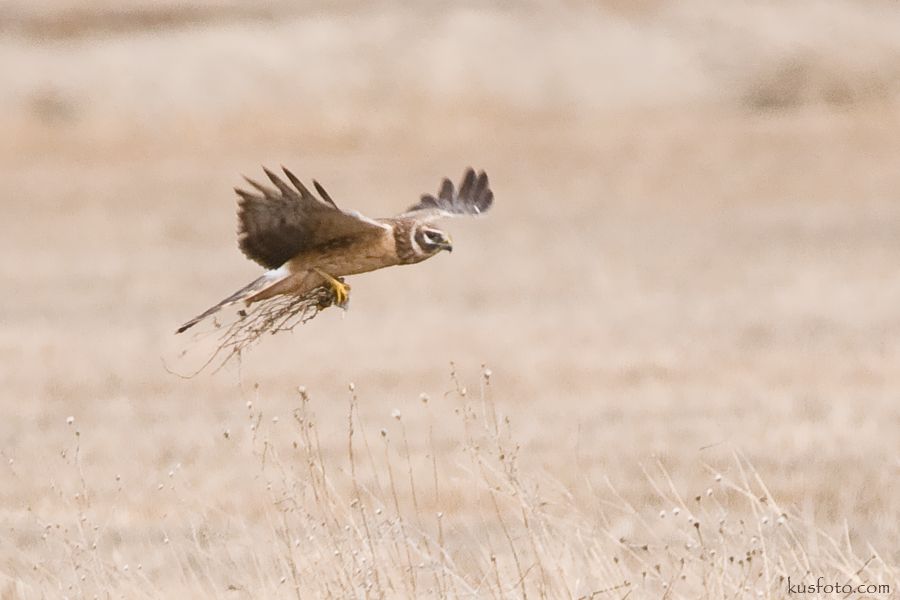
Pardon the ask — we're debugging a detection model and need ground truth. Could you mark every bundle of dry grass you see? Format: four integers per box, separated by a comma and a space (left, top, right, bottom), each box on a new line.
175, 283, 341, 374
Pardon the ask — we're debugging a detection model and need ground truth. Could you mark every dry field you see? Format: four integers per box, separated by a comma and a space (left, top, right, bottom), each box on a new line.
2, 1, 899, 597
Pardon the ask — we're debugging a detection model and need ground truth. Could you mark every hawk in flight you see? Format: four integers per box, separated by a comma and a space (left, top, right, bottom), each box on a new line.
177, 167, 493, 333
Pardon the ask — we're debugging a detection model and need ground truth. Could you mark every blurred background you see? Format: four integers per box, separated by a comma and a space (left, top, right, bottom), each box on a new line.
2, 0, 900, 592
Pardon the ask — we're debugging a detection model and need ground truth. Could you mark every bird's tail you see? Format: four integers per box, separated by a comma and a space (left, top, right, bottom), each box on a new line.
176, 271, 282, 334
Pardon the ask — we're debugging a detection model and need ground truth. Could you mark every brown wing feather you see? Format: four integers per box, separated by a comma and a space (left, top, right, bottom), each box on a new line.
236, 166, 386, 269
402, 168, 494, 220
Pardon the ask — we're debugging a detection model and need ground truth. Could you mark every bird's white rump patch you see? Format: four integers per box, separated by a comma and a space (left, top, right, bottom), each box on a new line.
266, 266, 289, 279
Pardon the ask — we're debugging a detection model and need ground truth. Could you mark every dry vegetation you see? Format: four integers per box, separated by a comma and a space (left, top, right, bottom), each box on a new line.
2, 0, 900, 598
4, 375, 896, 598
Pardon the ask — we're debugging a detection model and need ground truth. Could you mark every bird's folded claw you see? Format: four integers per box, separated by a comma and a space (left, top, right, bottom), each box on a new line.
313, 268, 350, 309
331, 280, 350, 308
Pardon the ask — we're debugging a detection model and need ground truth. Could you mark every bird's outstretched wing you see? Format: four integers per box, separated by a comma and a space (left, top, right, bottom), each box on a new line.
236, 167, 388, 269
401, 168, 493, 221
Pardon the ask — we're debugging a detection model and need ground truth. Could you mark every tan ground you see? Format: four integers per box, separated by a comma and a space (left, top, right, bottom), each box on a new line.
1, 1, 899, 597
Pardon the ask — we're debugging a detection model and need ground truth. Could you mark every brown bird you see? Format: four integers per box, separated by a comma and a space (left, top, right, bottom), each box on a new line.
176, 167, 493, 333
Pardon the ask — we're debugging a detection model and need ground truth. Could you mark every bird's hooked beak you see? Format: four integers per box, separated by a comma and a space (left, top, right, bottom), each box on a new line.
438, 236, 453, 253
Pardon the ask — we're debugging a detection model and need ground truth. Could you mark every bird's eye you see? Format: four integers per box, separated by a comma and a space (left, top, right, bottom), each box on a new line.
425, 230, 441, 242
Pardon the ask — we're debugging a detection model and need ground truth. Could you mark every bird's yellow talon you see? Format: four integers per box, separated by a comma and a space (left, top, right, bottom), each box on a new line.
313, 268, 350, 307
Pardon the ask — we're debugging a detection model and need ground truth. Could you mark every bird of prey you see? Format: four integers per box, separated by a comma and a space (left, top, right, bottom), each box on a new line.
176, 167, 493, 333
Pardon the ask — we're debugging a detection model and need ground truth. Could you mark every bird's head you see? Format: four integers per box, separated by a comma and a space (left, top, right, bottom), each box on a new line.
414, 225, 453, 255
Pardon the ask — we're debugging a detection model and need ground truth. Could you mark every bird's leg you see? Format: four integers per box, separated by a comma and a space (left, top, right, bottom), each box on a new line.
312, 268, 350, 307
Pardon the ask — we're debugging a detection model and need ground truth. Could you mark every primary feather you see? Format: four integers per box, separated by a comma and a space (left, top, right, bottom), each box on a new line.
403, 168, 493, 220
